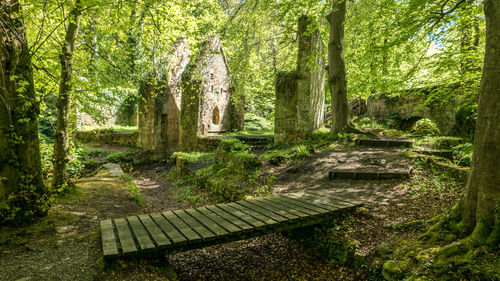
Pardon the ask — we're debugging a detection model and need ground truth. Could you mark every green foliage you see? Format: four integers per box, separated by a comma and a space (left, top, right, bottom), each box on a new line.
452, 143, 474, 167
176, 185, 205, 204
234, 113, 273, 135
104, 152, 132, 163
402, 159, 459, 198
121, 173, 142, 206
454, 96, 478, 136
192, 139, 266, 201
172, 151, 213, 164
411, 118, 440, 136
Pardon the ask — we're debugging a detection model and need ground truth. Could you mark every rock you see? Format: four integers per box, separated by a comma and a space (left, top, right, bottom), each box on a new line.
376, 242, 395, 257
103, 163, 124, 177
352, 252, 368, 267
55, 226, 75, 234
382, 260, 408, 281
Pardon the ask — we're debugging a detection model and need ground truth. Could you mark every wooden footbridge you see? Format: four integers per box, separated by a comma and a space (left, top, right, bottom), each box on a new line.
100, 191, 362, 259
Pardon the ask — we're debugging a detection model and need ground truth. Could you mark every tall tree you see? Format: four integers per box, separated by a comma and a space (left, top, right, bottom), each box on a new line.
452, 0, 499, 246
328, 0, 355, 133
53, 0, 82, 189
0, 0, 49, 223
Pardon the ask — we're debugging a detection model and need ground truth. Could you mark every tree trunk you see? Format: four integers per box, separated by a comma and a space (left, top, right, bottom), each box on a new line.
53, 0, 82, 189
327, 0, 354, 134
456, 0, 500, 246
0, 0, 49, 223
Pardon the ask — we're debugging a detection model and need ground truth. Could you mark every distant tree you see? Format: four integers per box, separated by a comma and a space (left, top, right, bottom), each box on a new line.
53, 0, 82, 189
327, 0, 356, 133
0, 0, 50, 224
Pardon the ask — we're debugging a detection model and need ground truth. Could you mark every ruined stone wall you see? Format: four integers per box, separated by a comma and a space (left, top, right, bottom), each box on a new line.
274, 16, 325, 144
180, 35, 236, 151
367, 85, 464, 134
137, 38, 191, 157
274, 72, 298, 145
198, 35, 233, 135
162, 38, 191, 152
296, 15, 325, 140
137, 77, 163, 153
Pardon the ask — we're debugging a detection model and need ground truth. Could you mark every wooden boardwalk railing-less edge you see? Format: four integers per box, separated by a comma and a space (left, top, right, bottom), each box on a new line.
100, 191, 362, 259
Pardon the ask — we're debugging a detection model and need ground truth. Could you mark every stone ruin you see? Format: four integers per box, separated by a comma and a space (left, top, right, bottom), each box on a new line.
137, 38, 192, 157
367, 85, 464, 134
138, 36, 243, 157
180, 35, 244, 151
274, 15, 325, 144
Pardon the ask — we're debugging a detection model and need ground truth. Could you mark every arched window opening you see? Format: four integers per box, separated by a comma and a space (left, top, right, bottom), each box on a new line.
212, 106, 220, 125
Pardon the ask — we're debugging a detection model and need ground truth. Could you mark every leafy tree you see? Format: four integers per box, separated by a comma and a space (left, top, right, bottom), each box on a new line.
53, 0, 83, 189
0, 0, 50, 224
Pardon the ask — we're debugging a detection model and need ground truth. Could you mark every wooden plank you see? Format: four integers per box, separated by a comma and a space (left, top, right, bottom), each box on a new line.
127, 216, 155, 251
114, 218, 137, 255
272, 196, 328, 215
196, 206, 241, 233
229, 202, 278, 225
237, 200, 288, 223
185, 208, 228, 237
100, 220, 119, 257
150, 213, 186, 245
279, 196, 333, 213
205, 205, 253, 231
138, 214, 171, 248
173, 210, 216, 240
215, 203, 266, 228
248, 199, 300, 220
284, 194, 340, 212
162, 211, 202, 242
259, 197, 313, 217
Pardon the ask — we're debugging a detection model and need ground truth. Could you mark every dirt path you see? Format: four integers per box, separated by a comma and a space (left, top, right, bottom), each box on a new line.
0, 145, 461, 280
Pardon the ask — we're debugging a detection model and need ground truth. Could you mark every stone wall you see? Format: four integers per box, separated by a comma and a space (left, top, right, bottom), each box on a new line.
367, 85, 464, 134
180, 35, 240, 151
274, 16, 325, 145
137, 38, 191, 158
274, 72, 298, 144
76, 130, 138, 147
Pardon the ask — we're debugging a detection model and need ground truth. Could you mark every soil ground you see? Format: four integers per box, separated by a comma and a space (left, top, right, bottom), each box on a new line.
0, 143, 462, 280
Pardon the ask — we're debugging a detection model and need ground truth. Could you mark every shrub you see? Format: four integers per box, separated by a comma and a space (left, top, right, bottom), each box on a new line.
104, 151, 131, 163
194, 138, 264, 201
452, 143, 473, 166
411, 119, 440, 136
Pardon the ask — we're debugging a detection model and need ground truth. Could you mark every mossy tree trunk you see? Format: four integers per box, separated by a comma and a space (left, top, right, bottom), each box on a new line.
0, 0, 49, 223
53, 0, 82, 189
327, 0, 356, 134
452, 0, 500, 247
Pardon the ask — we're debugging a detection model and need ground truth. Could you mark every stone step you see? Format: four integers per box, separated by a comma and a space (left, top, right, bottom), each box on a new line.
355, 138, 413, 148
233, 135, 273, 147
412, 150, 453, 160
328, 169, 411, 180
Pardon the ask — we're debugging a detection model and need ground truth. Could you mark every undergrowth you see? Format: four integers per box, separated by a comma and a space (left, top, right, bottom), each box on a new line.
121, 173, 142, 206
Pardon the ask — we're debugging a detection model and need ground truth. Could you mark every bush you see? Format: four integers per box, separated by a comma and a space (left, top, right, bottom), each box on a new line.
194, 138, 264, 201
411, 119, 440, 136
452, 143, 473, 166
104, 151, 131, 163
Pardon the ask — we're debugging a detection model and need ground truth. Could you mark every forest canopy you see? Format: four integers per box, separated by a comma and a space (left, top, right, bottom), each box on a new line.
23, 0, 484, 127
